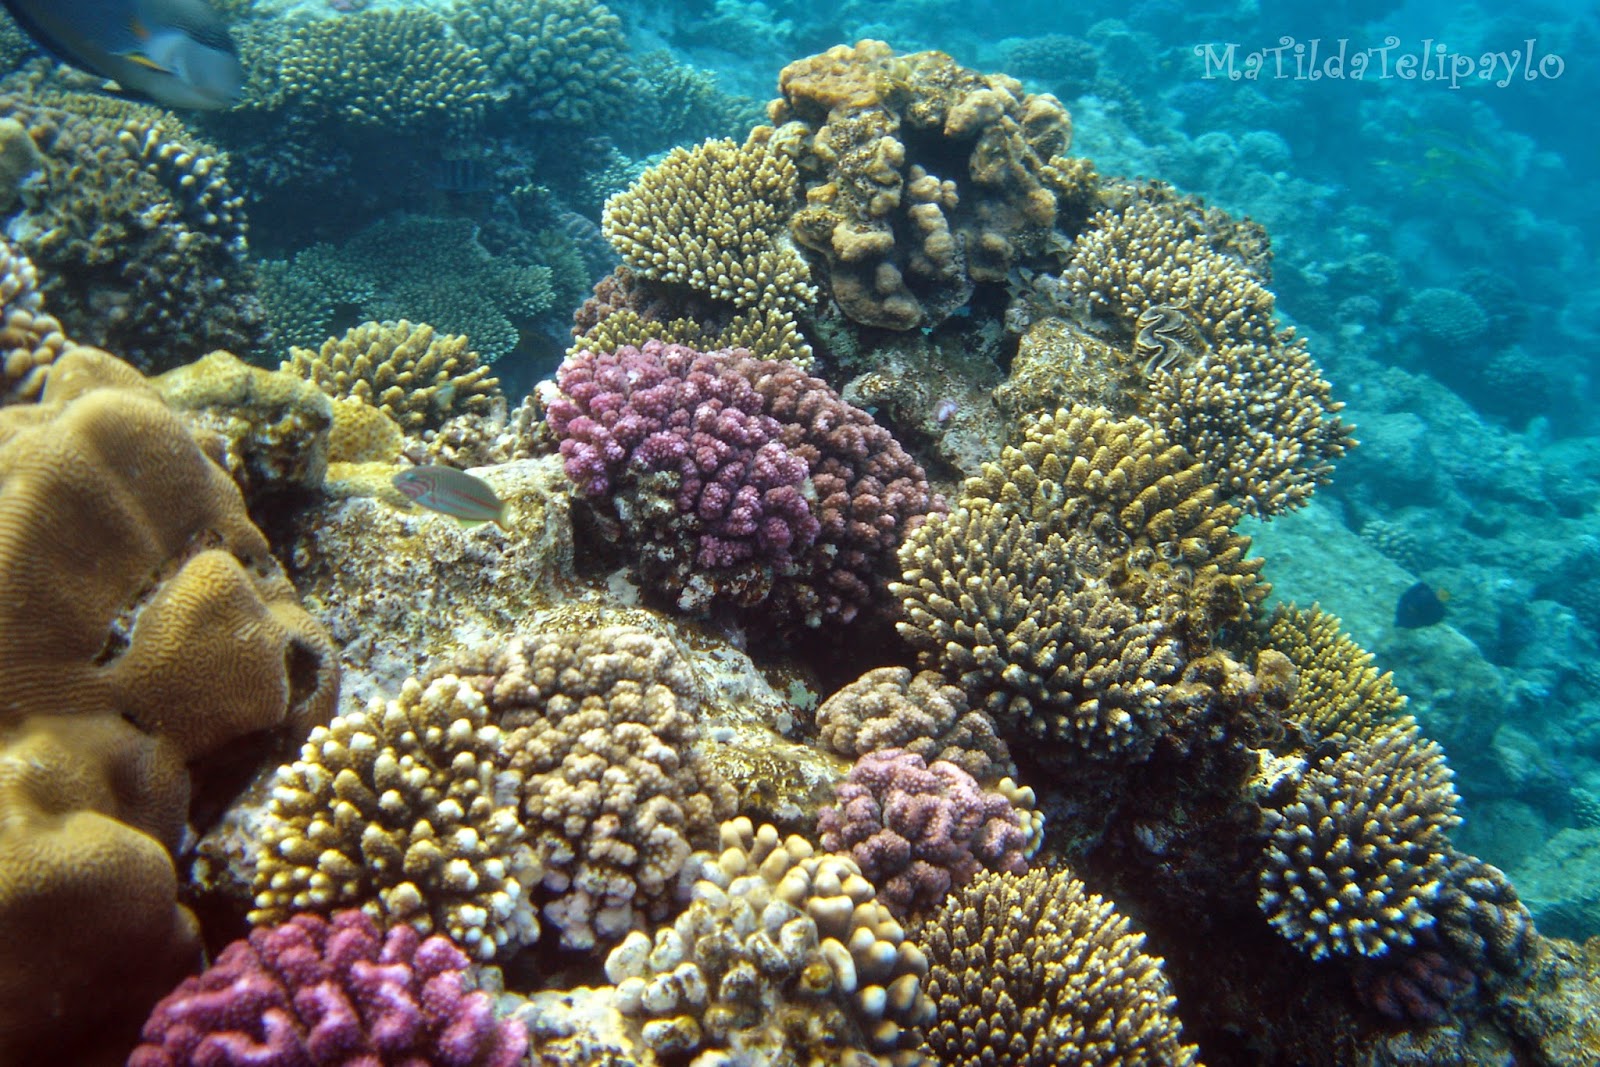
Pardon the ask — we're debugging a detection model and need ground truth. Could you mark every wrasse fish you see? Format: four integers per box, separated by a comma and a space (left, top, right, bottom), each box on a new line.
393, 465, 508, 530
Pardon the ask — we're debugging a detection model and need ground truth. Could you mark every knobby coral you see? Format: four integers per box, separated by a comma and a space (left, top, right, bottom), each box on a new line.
813, 666, 1013, 781
0, 235, 67, 403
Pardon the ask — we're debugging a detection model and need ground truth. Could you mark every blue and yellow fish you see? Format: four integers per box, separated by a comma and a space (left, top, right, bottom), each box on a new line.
393, 466, 509, 530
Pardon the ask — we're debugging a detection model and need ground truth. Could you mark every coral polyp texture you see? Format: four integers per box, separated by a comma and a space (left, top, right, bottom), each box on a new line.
818, 749, 1031, 917
603, 816, 936, 1065
770, 39, 1073, 331
0, 235, 67, 403
593, 128, 816, 364
547, 339, 940, 625
893, 405, 1263, 762
0, 346, 337, 1064
129, 910, 528, 1067
813, 666, 1014, 781
919, 868, 1200, 1066
439, 625, 737, 949
285, 319, 501, 434
250, 674, 542, 961
451, 0, 634, 126
1266, 604, 1408, 743
1061, 193, 1354, 515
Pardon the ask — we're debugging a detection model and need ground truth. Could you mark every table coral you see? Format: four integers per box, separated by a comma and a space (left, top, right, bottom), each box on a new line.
918, 867, 1200, 1066
0, 346, 337, 1064
441, 625, 738, 949
770, 40, 1072, 331
452, 0, 634, 127
818, 749, 1030, 918
603, 816, 935, 1065
814, 666, 1013, 781
285, 319, 501, 434
251, 673, 542, 961
130, 909, 527, 1067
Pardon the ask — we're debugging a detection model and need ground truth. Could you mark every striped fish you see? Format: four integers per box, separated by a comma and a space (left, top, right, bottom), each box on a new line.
392, 465, 508, 530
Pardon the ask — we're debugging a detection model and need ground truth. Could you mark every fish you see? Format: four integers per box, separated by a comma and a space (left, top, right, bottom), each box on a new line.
392, 466, 508, 530
1394, 581, 1448, 629
2, 0, 244, 110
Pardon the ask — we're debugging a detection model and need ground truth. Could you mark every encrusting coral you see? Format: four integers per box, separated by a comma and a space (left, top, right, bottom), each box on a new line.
0, 346, 337, 1065
918, 867, 1200, 1066
603, 816, 936, 1065
285, 319, 501, 434
129, 910, 527, 1067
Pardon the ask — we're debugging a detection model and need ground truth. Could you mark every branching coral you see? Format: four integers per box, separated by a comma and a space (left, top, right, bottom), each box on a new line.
451, 0, 634, 126
919, 868, 1200, 1066
770, 40, 1073, 331
130, 910, 527, 1067
814, 666, 1013, 781
1266, 604, 1407, 744
603, 817, 935, 1064
285, 320, 500, 434
250, 674, 542, 961
439, 625, 737, 950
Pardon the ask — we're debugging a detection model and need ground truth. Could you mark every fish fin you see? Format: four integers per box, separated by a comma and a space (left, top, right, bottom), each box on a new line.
454, 517, 494, 531
120, 51, 176, 73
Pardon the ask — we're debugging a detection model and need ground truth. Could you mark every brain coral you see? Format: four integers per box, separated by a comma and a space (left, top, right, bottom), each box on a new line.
0, 94, 263, 370
441, 625, 737, 949
548, 340, 941, 627
604, 816, 935, 1064
919, 867, 1200, 1066
130, 909, 527, 1067
285, 319, 501, 433
0, 346, 337, 1065
451, 0, 634, 126
769, 40, 1073, 331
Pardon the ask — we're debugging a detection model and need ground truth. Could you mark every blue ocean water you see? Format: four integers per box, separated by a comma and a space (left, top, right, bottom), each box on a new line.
2, 0, 1599, 1063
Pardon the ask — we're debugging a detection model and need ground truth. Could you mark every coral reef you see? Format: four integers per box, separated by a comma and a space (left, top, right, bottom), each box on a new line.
1265, 604, 1408, 743
547, 340, 941, 626
603, 817, 935, 1064
770, 40, 1073, 331
919, 867, 1200, 1066
285, 319, 501, 434
813, 666, 1013, 781
451, 0, 634, 127
0, 346, 337, 1065
817, 749, 1030, 917
0, 235, 67, 404
130, 910, 527, 1067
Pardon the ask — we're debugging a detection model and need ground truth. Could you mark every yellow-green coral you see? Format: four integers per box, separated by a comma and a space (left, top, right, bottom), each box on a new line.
920, 867, 1200, 1066
251, 673, 542, 960
284, 320, 500, 433
1266, 604, 1407, 744
451, 0, 633, 126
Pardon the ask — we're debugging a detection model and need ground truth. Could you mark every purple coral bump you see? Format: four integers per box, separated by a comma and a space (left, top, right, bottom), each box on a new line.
129, 910, 528, 1067
819, 748, 1029, 917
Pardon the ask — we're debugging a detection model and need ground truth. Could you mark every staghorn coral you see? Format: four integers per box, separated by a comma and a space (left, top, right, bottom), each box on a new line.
250, 674, 543, 961
451, 0, 633, 126
275, 10, 491, 130
441, 625, 737, 950
285, 319, 501, 434
596, 128, 816, 365
130, 910, 527, 1067
548, 340, 941, 627
770, 40, 1073, 331
817, 749, 1030, 918
603, 816, 935, 1064
1266, 604, 1407, 744
814, 666, 1013, 782
0, 235, 68, 404
1061, 195, 1353, 515
0, 93, 263, 370
919, 867, 1200, 1066
0, 346, 337, 1065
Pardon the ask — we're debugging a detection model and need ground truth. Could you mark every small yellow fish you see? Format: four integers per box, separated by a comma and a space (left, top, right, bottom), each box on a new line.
392, 465, 508, 530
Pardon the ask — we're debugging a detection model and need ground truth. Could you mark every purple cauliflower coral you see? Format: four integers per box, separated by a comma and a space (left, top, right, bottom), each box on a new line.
819, 748, 1030, 917
128, 910, 527, 1067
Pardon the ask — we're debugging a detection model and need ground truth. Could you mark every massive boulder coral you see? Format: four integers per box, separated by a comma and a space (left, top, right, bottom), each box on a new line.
603, 817, 935, 1064
918, 867, 1200, 1066
0, 346, 337, 1065
770, 39, 1073, 331
547, 340, 941, 626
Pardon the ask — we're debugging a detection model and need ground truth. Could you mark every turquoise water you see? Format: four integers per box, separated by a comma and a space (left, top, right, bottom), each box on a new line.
2, 0, 1597, 1064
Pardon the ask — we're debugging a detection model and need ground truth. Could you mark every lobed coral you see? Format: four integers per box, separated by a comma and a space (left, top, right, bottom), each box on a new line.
770, 40, 1073, 331
0, 235, 67, 404
250, 674, 543, 961
451, 0, 634, 126
603, 816, 935, 1064
285, 319, 501, 434
813, 666, 1013, 781
130, 910, 527, 1067
440, 626, 737, 950
818, 749, 1030, 917
919, 867, 1200, 1066
0, 346, 337, 1064
548, 340, 940, 626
